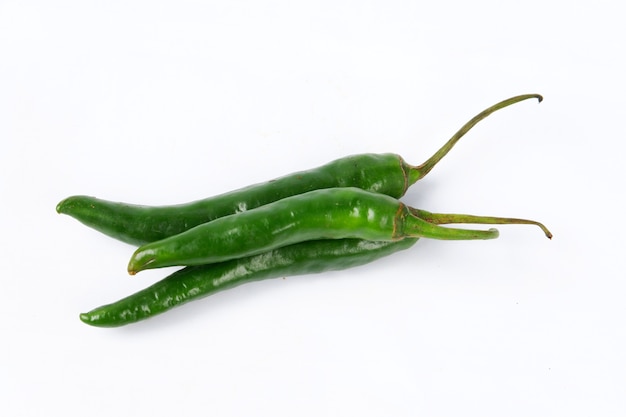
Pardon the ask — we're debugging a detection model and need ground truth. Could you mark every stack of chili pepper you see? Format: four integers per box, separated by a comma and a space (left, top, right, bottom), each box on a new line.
57, 94, 551, 327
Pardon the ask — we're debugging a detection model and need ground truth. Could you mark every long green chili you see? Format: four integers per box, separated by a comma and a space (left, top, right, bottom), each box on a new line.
57, 94, 542, 246
127, 187, 551, 274
81, 238, 418, 327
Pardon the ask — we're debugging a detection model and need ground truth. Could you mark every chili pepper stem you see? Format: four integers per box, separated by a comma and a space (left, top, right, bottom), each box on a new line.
409, 208, 553, 239
407, 94, 543, 186
399, 211, 500, 240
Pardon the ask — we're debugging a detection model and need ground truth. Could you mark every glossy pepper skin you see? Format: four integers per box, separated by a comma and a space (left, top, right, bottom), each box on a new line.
57, 153, 409, 246
80, 238, 418, 327
57, 94, 543, 246
127, 187, 552, 274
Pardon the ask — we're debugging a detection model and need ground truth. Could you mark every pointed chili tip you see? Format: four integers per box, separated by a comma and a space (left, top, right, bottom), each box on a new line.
128, 249, 157, 275
56, 196, 82, 214
127, 257, 147, 275
127, 256, 152, 275
56, 198, 67, 214
536, 94, 544, 103
80, 311, 114, 328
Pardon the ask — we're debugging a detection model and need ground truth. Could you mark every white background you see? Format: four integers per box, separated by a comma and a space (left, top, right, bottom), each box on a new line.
1, 1, 624, 416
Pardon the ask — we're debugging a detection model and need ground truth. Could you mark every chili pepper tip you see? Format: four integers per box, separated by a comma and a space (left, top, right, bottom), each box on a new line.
55, 199, 67, 214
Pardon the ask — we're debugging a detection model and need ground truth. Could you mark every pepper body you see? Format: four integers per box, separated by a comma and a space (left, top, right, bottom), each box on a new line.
57, 94, 542, 246
127, 187, 504, 274
58, 153, 409, 246
81, 238, 418, 327
127, 187, 406, 272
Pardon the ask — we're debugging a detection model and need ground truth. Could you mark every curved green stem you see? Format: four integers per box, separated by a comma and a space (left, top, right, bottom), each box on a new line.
407, 94, 543, 186
410, 208, 553, 239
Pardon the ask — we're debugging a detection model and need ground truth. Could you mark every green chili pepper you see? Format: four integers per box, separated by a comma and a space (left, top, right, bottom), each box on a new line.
57, 94, 542, 246
80, 238, 418, 327
127, 187, 552, 275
